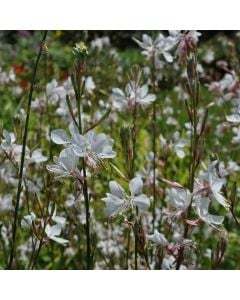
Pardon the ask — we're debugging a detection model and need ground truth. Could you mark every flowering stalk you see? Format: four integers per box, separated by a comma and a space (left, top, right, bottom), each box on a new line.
176, 52, 201, 269
72, 41, 91, 269
127, 66, 148, 270
120, 124, 133, 268
119, 70, 140, 269
8, 31, 48, 269
130, 68, 140, 270
151, 51, 157, 230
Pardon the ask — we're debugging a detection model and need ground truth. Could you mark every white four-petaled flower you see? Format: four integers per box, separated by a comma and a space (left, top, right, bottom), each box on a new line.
111, 82, 156, 112
45, 224, 69, 245
49, 123, 116, 170
102, 177, 150, 217
167, 188, 191, 212
46, 147, 79, 178
195, 160, 229, 208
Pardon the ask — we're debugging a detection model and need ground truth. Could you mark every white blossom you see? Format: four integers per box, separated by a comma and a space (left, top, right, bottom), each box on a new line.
46, 147, 79, 178
21, 212, 36, 228
194, 196, 224, 227
195, 160, 229, 208
102, 177, 150, 217
167, 188, 191, 212
45, 224, 68, 245
111, 82, 156, 112
147, 230, 168, 246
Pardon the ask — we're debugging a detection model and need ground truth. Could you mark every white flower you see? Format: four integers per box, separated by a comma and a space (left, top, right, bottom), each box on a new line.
206, 161, 228, 208
1, 129, 16, 151
21, 212, 36, 228
203, 49, 215, 64
226, 106, 240, 124
91, 36, 110, 51
232, 127, 240, 144
46, 79, 66, 104
146, 230, 168, 246
102, 177, 150, 217
111, 83, 156, 112
0, 68, 16, 84
159, 134, 167, 147
209, 72, 238, 101
167, 188, 191, 211
0, 194, 13, 211
102, 181, 128, 217
50, 124, 116, 168
194, 196, 224, 227
45, 224, 68, 245
133, 34, 161, 59
46, 147, 79, 178
175, 31, 201, 61
84, 76, 96, 94
195, 161, 229, 208
133, 33, 177, 62
29, 148, 48, 164
159, 132, 187, 158
172, 131, 187, 158
50, 207, 66, 227
1, 130, 47, 166
71, 129, 116, 168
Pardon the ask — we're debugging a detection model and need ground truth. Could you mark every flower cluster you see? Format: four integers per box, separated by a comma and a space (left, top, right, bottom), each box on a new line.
47, 123, 116, 173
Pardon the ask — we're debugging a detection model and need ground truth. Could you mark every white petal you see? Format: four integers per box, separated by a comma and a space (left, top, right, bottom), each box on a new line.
147, 230, 168, 246
50, 224, 62, 236
109, 181, 125, 198
52, 215, 66, 225
162, 51, 173, 63
129, 177, 143, 196
46, 164, 65, 175
59, 148, 78, 171
45, 224, 51, 237
195, 196, 210, 218
112, 88, 125, 98
226, 114, 240, 124
142, 34, 152, 47
3, 130, 11, 143
132, 194, 150, 211
102, 194, 127, 217
51, 129, 70, 144
69, 122, 80, 139
212, 191, 229, 208
211, 178, 225, 192
176, 148, 185, 158
50, 236, 69, 245
207, 214, 224, 225
140, 94, 156, 106
140, 84, 148, 98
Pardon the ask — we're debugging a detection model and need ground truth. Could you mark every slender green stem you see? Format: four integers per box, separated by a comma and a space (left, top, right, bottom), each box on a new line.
75, 59, 91, 270
8, 31, 48, 269
151, 53, 157, 230
132, 84, 138, 270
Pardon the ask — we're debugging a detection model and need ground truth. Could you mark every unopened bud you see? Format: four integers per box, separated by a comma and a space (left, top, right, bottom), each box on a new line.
73, 41, 88, 57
